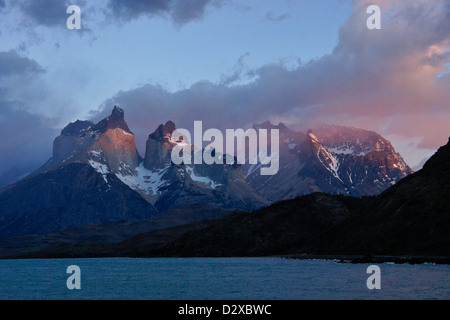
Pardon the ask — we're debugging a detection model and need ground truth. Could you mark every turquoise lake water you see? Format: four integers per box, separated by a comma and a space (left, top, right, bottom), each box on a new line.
0, 258, 448, 300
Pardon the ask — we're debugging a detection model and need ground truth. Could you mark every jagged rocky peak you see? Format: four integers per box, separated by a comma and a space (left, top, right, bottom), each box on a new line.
92, 106, 132, 134
61, 120, 94, 136
89, 106, 141, 174
50, 106, 141, 175
112, 105, 124, 116
253, 121, 304, 150
254, 121, 293, 135
150, 121, 177, 141
313, 125, 388, 156
144, 121, 180, 169
315, 125, 412, 172
305, 129, 324, 149
53, 120, 93, 160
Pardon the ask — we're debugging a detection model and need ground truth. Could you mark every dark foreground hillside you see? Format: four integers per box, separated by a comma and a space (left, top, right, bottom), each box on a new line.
314, 138, 450, 256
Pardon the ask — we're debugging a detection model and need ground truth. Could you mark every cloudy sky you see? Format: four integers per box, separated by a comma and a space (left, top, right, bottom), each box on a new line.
0, 0, 449, 187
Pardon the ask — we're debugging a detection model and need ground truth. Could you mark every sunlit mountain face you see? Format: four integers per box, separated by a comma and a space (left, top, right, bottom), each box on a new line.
244, 123, 413, 201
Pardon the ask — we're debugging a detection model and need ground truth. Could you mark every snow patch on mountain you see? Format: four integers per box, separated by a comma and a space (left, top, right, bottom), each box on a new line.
186, 166, 222, 189
88, 160, 110, 183
118, 128, 133, 137
89, 150, 103, 158
317, 148, 343, 183
115, 163, 168, 195
327, 143, 374, 157
309, 132, 343, 183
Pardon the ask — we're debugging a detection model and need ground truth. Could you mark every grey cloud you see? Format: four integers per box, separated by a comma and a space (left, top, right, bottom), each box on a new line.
0, 50, 47, 109
3, 0, 222, 29
220, 52, 251, 86
5, 0, 88, 28
0, 51, 54, 187
0, 102, 56, 187
107, 0, 170, 21
171, 0, 215, 25
0, 50, 44, 79
335, 1, 450, 62
17, 0, 70, 27
107, 0, 223, 25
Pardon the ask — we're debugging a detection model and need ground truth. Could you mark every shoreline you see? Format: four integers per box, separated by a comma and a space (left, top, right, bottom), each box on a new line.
1, 254, 449, 265
282, 254, 450, 265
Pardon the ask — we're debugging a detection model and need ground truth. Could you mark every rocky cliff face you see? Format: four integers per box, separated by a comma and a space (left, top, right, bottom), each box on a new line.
53, 120, 93, 161
39, 106, 141, 177
120, 120, 269, 211
244, 123, 413, 201
314, 125, 413, 195
144, 121, 177, 170
0, 107, 158, 238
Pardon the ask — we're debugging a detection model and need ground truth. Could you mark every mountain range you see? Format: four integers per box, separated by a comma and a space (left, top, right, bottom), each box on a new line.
0, 106, 413, 241
5, 136, 448, 260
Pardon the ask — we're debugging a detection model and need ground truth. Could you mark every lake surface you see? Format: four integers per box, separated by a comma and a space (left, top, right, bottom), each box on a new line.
0, 258, 448, 300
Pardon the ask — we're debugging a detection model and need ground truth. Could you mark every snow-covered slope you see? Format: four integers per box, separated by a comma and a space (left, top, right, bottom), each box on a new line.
137, 121, 268, 211
314, 125, 413, 193
244, 123, 413, 201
